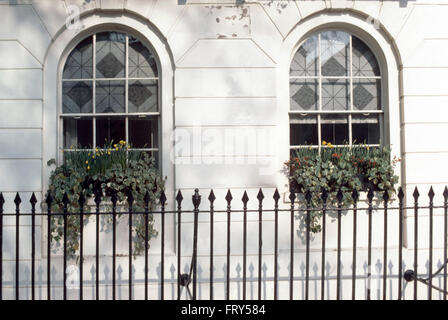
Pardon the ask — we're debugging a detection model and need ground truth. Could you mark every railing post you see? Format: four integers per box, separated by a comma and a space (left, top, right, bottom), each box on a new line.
30, 193, 37, 301
351, 189, 359, 300
45, 193, 52, 300
305, 190, 312, 300
14, 193, 21, 300
398, 187, 404, 300
78, 193, 85, 301
0, 193, 4, 301
160, 190, 167, 300
367, 188, 374, 300
273, 189, 280, 300
62, 192, 69, 300
127, 191, 134, 300
176, 190, 183, 300
208, 190, 216, 301
289, 190, 296, 300
257, 188, 264, 300
94, 190, 101, 300
336, 189, 343, 300
383, 190, 389, 300
413, 187, 420, 300
144, 190, 151, 301
192, 189, 201, 300
225, 190, 232, 300
444, 186, 448, 300
321, 189, 328, 300
111, 190, 117, 301
428, 186, 435, 300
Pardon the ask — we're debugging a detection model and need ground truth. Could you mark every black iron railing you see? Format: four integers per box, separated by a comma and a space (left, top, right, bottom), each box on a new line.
0, 186, 447, 300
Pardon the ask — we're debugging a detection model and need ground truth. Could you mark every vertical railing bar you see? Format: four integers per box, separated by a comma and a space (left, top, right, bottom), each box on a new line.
209, 190, 215, 300
242, 191, 248, 300
367, 188, 373, 300
398, 187, 404, 300
0, 193, 3, 301
30, 193, 37, 301
62, 193, 68, 301
305, 191, 311, 300
273, 189, 280, 300
336, 190, 343, 300
128, 191, 134, 301
444, 186, 448, 301
176, 191, 183, 300
95, 192, 101, 300
160, 191, 167, 300
144, 191, 150, 301
192, 189, 201, 300
383, 191, 389, 300
289, 191, 296, 300
352, 190, 359, 300
46, 194, 52, 300
413, 187, 419, 300
321, 190, 328, 300
225, 190, 232, 300
428, 187, 434, 300
111, 191, 117, 301
79, 194, 85, 301
257, 188, 264, 300
15, 193, 21, 300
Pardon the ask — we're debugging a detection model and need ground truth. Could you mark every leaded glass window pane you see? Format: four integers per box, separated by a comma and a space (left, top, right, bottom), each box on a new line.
128, 36, 158, 78
128, 80, 158, 113
321, 31, 349, 77
290, 79, 319, 111
96, 80, 125, 113
322, 78, 350, 111
63, 36, 93, 79
290, 35, 318, 77
352, 36, 380, 77
63, 81, 93, 113
353, 79, 381, 110
96, 32, 126, 79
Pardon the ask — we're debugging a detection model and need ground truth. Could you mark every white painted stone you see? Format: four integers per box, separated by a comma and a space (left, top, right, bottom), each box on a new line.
402, 68, 448, 96
0, 5, 51, 64
330, 0, 354, 10
402, 96, 448, 124
32, 0, 67, 39
260, 0, 301, 38
168, 4, 250, 62
175, 97, 277, 126
99, 0, 124, 10
124, 0, 157, 18
378, 0, 414, 39
404, 123, 448, 153
0, 41, 41, 69
353, 0, 381, 19
0, 129, 41, 159
178, 39, 275, 68
0, 159, 41, 191
295, 0, 326, 19
175, 156, 279, 189
405, 39, 448, 68
405, 153, 448, 184
0, 70, 42, 99
175, 68, 277, 97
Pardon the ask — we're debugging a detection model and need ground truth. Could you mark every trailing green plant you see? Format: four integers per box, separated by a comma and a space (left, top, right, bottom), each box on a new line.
285, 142, 400, 232
45, 141, 165, 260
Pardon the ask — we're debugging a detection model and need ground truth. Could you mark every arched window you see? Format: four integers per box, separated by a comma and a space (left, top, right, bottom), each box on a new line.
61, 31, 159, 163
289, 30, 382, 152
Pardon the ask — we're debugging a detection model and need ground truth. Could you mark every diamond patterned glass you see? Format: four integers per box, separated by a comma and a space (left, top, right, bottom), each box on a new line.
352, 36, 380, 77
290, 35, 318, 77
290, 79, 318, 111
63, 36, 93, 79
96, 81, 125, 113
321, 31, 349, 77
63, 81, 93, 113
353, 79, 381, 110
96, 32, 125, 78
322, 78, 350, 110
128, 80, 158, 113
129, 36, 158, 78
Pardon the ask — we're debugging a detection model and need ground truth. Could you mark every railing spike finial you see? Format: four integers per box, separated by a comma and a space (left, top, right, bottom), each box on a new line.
257, 188, 264, 202
225, 189, 233, 204
398, 187, 404, 202
383, 190, 389, 203
351, 189, 359, 203
159, 190, 167, 206
443, 186, 448, 200
175, 190, 183, 204
62, 193, 69, 206
144, 190, 151, 205
0, 192, 4, 207
321, 188, 328, 204
336, 189, 344, 204
78, 193, 85, 207
30, 192, 38, 206
110, 189, 118, 206
367, 187, 374, 203
428, 186, 435, 201
413, 186, 420, 201
94, 189, 102, 205
273, 188, 280, 203
208, 189, 216, 203
127, 190, 134, 206
305, 190, 312, 204
14, 192, 22, 206
242, 190, 249, 204
45, 192, 53, 207
289, 190, 296, 203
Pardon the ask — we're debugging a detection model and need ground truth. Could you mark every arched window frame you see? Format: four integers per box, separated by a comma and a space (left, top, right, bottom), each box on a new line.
289, 30, 384, 153
277, 16, 402, 194
60, 30, 161, 164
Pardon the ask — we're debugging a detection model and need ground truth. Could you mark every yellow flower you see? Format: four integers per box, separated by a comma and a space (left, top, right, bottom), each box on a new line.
322, 141, 327, 145
87, 166, 90, 170
119, 140, 126, 145
85, 161, 88, 164
88, 152, 91, 156
115, 147, 119, 151
92, 155, 95, 159
107, 151, 111, 155
308, 146, 312, 150
113, 144, 117, 148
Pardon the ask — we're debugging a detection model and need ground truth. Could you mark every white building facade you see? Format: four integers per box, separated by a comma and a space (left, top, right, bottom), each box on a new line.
0, 0, 447, 300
